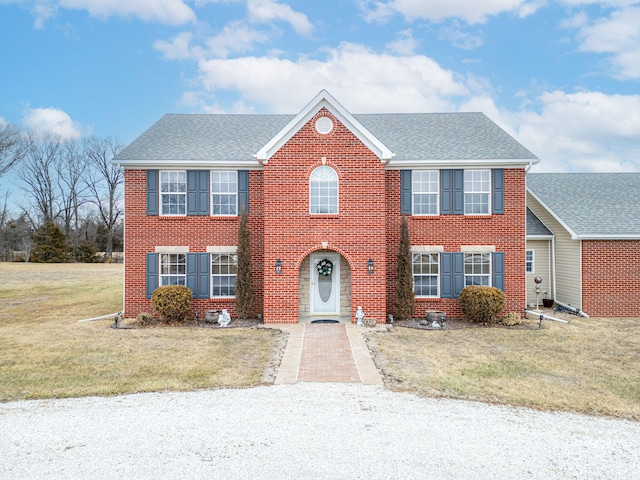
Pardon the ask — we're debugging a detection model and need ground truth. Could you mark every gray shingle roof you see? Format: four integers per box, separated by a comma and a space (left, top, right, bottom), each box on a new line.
526, 207, 553, 236
114, 112, 538, 164
527, 173, 640, 238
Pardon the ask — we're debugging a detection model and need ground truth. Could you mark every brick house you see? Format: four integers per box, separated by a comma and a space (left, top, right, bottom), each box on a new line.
115, 90, 540, 323
526, 173, 640, 317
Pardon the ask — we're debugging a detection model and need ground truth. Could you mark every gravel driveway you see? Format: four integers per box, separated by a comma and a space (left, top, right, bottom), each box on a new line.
1, 383, 638, 479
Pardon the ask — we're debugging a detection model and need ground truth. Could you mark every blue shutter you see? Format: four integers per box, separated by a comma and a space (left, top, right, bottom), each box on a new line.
441, 253, 453, 298
440, 170, 452, 215
493, 252, 505, 292
187, 171, 198, 216
453, 252, 465, 297
492, 168, 504, 214
238, 170, 249, 214
186, 253, 197, 295
401, 170, 412, 214
453, 169, 464, 215
197, 171, 209, 215
197, 253, 210, 298
146, 170, 159, 216
187, 171, 210, 216
146, 253, 158, 298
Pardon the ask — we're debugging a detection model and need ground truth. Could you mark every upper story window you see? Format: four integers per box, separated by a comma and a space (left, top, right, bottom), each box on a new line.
526, 250, 534, 273
464, 252, 491, 286
160, 171, 187, 216
211, 171, 238, 216
310, 166, 338, 214
412, 252, 439, 297
160, 253, 186, 286
412, 170, 439, 215
464, 170, 491, 215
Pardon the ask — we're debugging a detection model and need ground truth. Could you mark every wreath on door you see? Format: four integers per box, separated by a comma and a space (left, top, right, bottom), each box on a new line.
316, 258, 334, 276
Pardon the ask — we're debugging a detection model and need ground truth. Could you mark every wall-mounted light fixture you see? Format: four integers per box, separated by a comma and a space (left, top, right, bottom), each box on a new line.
367, 258, 374, 275
275, 259, 282, 275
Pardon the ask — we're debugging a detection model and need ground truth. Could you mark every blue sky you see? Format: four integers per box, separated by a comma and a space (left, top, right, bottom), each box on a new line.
1, 0, 639, 178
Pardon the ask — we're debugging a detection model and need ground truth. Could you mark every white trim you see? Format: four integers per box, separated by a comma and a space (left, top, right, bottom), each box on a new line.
411, 170, 439, 216
255, 90, 394, 163
527, 234, 555, 240
411, 245, 444, 252
120, 160, 262, 169
388, 158, 538, 169
155, 246, 190, 253
206, 246, 237, 253
525, 249, 535, 274
461, 245, 495, 252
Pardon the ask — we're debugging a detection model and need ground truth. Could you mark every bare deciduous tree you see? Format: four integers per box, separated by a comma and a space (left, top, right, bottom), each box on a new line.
83, 136, 123, 261
0, 123, 27, 176
17, 133, 62, 225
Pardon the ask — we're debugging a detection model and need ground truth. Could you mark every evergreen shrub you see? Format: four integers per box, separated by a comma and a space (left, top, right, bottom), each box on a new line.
150, 286, 192, 324
458, 286, 506, 324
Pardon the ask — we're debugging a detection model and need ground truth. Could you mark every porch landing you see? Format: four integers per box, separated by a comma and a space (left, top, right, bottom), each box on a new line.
274, 324, 384, 385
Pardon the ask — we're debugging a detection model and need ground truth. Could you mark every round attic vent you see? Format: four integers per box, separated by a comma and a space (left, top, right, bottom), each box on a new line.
315, 116, 334, 134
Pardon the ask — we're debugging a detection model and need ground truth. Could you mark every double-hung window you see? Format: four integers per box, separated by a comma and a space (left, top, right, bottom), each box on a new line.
160, 171, 187, 215
526, 250, 534, 273
211, 171, 238, 216
464, 170, 490, 215
464, 252, 491, 286
412, 171, 438, 215
310, 166, 338, 214
211, 253, 237, 297
413, 252, 439, 297
160, 253, 186, 286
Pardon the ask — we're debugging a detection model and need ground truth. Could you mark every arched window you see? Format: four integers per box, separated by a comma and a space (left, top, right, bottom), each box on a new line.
310, 166, 338, 214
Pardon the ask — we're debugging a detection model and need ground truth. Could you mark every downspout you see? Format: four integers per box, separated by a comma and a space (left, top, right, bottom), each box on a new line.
551, 235, 557, 302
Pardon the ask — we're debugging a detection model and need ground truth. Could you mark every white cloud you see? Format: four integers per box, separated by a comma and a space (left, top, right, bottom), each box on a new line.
511, 90, 640, 172
7, 0, 196, 26
247, 0, 312, 35
205, 21, 271, 58
195, 43, 470, 113
385, 29, 419, 55
21, 107, 86, 140
571, 6, 640, 79
362, 0, 541, 24
438, 21, 484, 50
154, 32, 198, 60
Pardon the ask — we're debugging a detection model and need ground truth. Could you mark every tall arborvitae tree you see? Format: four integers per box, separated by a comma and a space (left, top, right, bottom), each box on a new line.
395, 216, 415, 321
30, 222, 71, 263
234, 208, 254, 319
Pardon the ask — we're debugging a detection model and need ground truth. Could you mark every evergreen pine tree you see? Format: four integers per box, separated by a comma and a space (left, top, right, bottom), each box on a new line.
395, 216, 415, 321
30, 222, 71, 263
234, 208, 254, 319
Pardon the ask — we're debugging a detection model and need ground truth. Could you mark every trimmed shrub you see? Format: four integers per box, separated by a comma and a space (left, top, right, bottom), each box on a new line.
136, 312, 154, 326
151, 286, 192, 324
458, 286, 506, 324
502, 311, 522, 326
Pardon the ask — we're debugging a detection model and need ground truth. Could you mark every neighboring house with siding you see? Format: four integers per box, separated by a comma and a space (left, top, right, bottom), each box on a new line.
114, 90, 540, 324
526, 173, 640, 317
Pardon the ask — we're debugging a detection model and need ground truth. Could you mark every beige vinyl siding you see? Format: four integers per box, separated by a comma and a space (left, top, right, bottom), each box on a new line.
525, 239, 553, 307
527, 192, 582, 309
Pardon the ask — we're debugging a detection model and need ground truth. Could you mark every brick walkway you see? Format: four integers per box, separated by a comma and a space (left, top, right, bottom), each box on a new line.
274, 324, 383, 385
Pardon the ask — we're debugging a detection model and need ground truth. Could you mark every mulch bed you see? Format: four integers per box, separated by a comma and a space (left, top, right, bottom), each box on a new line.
117, 317, 262, 329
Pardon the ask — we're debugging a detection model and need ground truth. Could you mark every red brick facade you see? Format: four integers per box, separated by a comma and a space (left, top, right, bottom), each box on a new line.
582, 240, 640, 317
123, 108, 528, 323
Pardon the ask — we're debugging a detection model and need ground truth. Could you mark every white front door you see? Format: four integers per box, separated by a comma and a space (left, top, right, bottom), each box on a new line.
310, 253, 340, 315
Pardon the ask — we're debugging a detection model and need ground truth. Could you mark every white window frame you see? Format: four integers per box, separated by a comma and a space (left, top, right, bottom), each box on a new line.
464, 252, 492, 286
464, 169, 491, 215
211, 253, 238, 297
526, 249, 534, 274
211, 171, 238, 216
412, 252, 440, 297
160, 253, 186, 286
309, 166, 338, 214
412, 170, 439, 215
160, 170, 187, 216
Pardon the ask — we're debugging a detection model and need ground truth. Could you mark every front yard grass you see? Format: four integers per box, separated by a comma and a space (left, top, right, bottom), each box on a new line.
0, 263, 283, 402
369, 317, 640, 419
